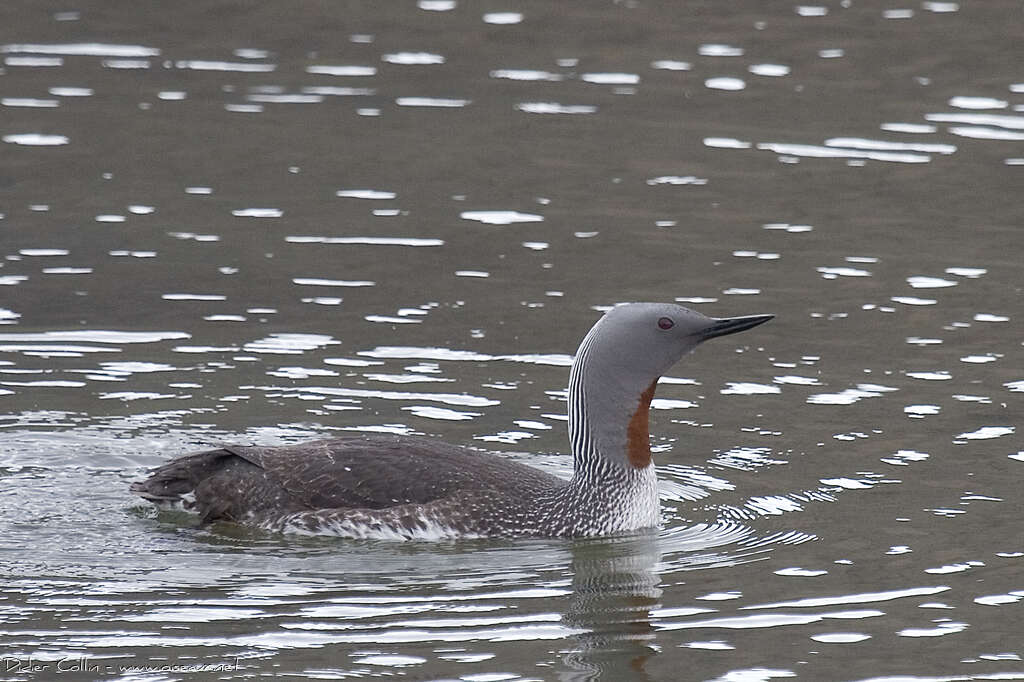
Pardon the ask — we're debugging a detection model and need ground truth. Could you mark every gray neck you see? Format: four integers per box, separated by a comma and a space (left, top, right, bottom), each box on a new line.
567, 325, 651, 486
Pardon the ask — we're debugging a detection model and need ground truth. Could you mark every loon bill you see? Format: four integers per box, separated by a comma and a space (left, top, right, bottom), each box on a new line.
132, 302, 773, 540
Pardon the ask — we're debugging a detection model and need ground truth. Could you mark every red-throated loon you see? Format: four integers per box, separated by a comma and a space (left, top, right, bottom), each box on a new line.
132, 302, 772, 540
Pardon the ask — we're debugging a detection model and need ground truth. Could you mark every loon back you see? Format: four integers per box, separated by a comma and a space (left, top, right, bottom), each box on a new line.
131, 434, 567, 535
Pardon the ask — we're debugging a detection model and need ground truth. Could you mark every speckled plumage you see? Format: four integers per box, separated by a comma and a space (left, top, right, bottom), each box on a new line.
132, 434, 657, 538
132, 303, 771, 540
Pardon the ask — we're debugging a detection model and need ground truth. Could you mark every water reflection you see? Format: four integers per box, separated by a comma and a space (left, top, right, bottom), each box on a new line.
561, 534, 661, 681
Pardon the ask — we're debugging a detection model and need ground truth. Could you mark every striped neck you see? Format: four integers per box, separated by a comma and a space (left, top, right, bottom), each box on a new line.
567, 324, 656, 486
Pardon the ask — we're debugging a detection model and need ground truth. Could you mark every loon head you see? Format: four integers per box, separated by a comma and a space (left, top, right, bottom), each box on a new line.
568, 302, 773, 474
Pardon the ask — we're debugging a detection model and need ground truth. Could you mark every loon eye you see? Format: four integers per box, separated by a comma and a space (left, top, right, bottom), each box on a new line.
657, 316, 675, 330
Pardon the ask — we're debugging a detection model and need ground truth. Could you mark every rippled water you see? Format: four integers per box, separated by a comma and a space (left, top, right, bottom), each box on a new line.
2, 1, 1022, 680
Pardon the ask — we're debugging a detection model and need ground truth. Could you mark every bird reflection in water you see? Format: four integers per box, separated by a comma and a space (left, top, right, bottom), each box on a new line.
560, 532, 662, 681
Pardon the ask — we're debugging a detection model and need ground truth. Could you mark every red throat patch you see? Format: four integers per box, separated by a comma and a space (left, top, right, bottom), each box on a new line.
626, 380, 657, 468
